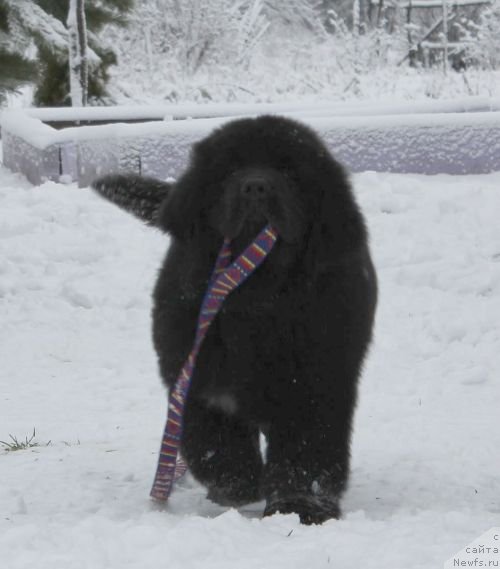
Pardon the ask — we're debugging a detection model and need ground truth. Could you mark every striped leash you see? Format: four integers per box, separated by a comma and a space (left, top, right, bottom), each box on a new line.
150, 225, 278, 501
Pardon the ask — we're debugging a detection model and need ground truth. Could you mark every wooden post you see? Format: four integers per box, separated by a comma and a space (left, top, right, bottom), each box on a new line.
442, 0, 448, 74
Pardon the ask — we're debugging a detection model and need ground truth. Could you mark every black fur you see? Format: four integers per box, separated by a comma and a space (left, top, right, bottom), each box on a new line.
92, 116, 377, 524
92, 174, 171, 225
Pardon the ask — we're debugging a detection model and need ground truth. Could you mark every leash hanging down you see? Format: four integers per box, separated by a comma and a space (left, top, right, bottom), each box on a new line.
150, 225, 278, 502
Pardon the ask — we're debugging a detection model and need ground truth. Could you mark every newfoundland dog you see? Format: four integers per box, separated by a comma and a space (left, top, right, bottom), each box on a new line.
92, 115, 377, 524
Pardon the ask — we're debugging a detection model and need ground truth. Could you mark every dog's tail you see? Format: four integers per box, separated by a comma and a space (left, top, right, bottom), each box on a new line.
91, 174, 171, 226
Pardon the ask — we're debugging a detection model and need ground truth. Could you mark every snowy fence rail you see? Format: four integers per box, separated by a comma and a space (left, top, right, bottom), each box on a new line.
1, 98, 500, 186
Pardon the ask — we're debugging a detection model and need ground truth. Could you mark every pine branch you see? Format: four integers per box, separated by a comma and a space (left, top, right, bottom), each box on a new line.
0, 48, 37, 92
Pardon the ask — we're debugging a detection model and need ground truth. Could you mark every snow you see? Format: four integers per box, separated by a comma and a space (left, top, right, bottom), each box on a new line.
3, 103, 500, 190
2, 97, 500, 150
397, 0, 490, 7
7, 95, 500, 121
0, 161, 499, 568
67, 0, 88, 108
5, 0, 69, 53
3, 0, 100, 64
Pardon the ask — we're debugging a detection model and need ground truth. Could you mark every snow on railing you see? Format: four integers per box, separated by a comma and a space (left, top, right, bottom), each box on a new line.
1, 98, 500, 186
395, 0, 490, 7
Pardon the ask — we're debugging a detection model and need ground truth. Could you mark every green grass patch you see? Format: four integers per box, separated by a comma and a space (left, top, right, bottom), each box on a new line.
0, 428, 50, 452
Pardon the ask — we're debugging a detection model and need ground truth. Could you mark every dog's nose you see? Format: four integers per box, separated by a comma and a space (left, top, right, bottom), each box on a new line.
240, 177, 270, 199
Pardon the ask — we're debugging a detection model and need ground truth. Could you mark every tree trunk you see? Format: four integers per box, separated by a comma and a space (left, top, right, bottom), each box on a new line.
67, 0, 88, 106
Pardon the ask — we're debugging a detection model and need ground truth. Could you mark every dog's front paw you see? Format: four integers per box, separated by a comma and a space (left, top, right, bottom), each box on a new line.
263, 497, 340, 525
207, 482, 262, 507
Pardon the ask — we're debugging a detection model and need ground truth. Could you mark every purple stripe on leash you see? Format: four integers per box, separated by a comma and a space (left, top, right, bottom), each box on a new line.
150, 224, 278, 502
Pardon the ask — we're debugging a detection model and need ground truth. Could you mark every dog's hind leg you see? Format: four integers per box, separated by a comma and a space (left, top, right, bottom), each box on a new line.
181, 396, 263, 506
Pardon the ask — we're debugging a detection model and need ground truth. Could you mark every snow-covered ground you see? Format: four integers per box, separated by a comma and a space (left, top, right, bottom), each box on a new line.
1, 162, 499, 568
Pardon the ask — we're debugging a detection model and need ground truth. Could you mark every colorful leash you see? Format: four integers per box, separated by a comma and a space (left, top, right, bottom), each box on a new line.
150, 225, 278, 502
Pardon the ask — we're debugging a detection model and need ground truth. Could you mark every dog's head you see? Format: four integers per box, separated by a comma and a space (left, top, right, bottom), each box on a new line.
156, 115, 368, 272
159, 116, 353, 247
209, 164, 300, 245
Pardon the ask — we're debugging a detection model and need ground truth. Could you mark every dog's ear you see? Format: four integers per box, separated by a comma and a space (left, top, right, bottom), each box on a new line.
156, 143, 210, 240
156, 169, 203, 239
91, 174, 171, 226
306, 157, 367, 274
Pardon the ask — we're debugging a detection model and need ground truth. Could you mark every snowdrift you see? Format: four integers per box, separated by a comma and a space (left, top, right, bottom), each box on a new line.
1, 165, 499, 568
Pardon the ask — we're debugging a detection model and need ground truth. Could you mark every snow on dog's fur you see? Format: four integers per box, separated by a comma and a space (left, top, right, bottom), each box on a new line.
92, 115, 377, 524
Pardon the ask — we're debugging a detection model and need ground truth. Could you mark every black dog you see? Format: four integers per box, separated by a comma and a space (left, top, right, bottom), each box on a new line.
92, 116, 377, 524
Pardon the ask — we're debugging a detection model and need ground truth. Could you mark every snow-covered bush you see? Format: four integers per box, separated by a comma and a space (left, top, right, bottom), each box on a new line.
0, 0, 133, 107
108, 0, 416, 103
109, 0, 271, 101
455, 0, 500, 69
0, 1, 37, 102
5, 0, 496, 106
